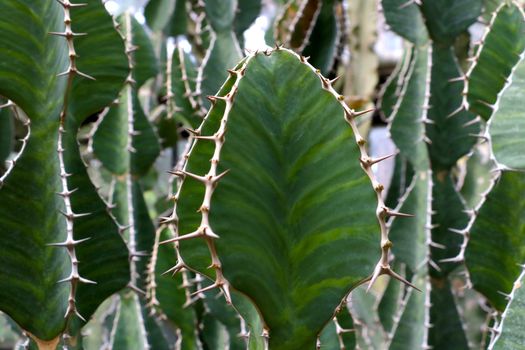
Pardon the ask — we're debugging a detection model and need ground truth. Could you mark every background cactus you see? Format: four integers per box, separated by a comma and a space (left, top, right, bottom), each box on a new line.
0, 0, 525, 349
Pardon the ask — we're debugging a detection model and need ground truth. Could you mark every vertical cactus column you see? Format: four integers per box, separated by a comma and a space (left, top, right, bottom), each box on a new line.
380, 0, 482, 348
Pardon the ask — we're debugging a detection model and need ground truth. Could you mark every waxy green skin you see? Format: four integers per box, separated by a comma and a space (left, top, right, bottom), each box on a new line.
0, 0, 129, 341
174, 49, 382, 349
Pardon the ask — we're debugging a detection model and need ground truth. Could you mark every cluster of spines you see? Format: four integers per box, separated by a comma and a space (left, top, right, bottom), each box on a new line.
0, 100, 31, 189
48, 0, 97, 322
160, 54, 255, 308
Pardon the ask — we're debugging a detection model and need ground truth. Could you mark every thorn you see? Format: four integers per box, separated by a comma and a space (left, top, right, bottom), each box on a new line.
429, 259, 442, 272
360, 152, 398, 167
350, 108, 375, 118
440, 255, 463, 263
56, 188, 79, 197
468, 133, 489, 142
47, 237, 91, 247
128, 283, 146, 296
384, 207, 414, 218
190, 282, 218, 297
476, 99, 494, 109
366, 263, 382, 292
159, 216, 177, 225
58, 210, 92, 220
428, 241, 446, 249
446, 104, 465, 119
221, 282, 232, 304
214, 169, 230, 182
448, 76, 467, 83
48, 31, 87, 37
177, 170, 206, 183
186, 128, 200, 136
329, 75, 341, 85
159, 230, 202, 244
462, 116, 480, 127
398, 0, 419, 9
388, 268, 421, 292
448, 228, 467, 235
162, 262, 185, 276
193, 135, 216, 141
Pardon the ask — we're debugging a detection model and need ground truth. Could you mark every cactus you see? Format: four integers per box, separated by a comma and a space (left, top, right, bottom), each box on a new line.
162, 47, 414, 349
0, 0, 130, 345
1, 0, 525, 349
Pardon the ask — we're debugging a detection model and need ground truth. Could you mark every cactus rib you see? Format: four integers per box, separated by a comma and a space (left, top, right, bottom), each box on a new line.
162, 54, 256, 306
50, 0, 96, 324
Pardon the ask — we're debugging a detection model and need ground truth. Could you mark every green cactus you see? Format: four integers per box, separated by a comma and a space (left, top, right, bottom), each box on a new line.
0, 0, 130, 344
1, 0, 525, 348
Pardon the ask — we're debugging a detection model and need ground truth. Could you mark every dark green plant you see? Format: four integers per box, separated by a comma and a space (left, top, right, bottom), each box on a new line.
0, 0, 525, 349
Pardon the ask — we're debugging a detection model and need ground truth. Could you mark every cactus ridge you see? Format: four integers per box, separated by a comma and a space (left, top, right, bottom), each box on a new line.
49, 0, 97, 325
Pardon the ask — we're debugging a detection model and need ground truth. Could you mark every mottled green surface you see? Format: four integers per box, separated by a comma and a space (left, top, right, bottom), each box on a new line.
426, 46, 479, 171
489, 55, 525, 170
467, 3, 525, 120
466, 171, 525, 311
420, 0, 481, 45
381, 0, 428, 45
178, 50, 379, 349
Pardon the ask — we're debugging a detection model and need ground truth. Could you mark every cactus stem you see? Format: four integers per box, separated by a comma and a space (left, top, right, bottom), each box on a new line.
49, 0, 98, 325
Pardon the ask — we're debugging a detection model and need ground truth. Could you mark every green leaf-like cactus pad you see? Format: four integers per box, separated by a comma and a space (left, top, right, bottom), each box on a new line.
175, 49, 381, 349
